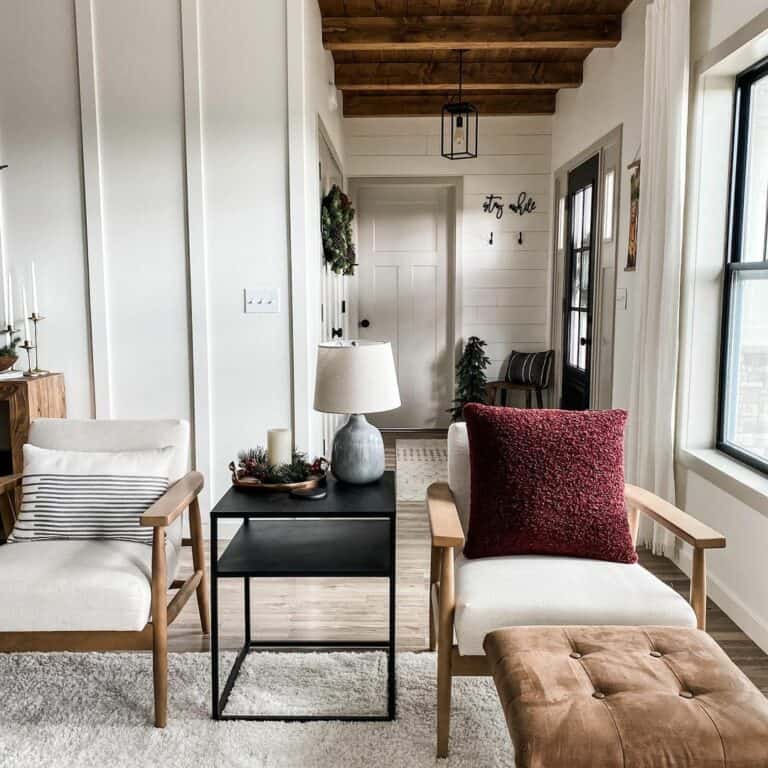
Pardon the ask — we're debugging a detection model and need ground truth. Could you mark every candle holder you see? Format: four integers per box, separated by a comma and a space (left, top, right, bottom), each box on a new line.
20, 341, 39, 378
0, 325, 20, 372
29, 313, 47, 374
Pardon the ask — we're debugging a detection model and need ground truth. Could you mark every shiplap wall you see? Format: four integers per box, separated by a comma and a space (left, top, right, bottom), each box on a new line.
344, 116, 553, 384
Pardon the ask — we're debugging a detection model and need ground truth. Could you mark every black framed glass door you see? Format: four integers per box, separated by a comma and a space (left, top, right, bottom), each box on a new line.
561, 154, 599, 410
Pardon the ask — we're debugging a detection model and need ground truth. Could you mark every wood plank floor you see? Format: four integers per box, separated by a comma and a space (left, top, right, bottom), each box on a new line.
169, 430, 768, 697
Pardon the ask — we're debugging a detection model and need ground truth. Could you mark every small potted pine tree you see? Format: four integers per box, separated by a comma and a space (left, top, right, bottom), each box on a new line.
449, 336, 491, 421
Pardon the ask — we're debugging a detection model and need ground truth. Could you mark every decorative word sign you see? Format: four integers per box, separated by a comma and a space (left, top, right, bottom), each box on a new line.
482, 192, 537, 220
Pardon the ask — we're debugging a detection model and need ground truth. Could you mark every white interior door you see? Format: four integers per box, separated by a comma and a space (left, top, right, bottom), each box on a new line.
357, 184, 451, 429
319, 133, 346, 454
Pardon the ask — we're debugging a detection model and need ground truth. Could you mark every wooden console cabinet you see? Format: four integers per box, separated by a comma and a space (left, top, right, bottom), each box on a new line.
0, 373, 66, 539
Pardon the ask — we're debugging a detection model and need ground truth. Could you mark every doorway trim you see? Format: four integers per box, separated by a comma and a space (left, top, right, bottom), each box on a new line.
551, 126, 623, 410
348, 176, 462, 421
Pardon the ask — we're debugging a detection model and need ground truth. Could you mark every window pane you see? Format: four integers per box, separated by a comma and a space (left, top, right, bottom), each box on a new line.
741, 74, 768, 262
723, 269, 768, 461
571, 252, 581, 308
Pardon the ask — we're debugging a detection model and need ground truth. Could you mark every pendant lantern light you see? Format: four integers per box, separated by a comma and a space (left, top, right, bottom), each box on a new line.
441, 50, 478, 160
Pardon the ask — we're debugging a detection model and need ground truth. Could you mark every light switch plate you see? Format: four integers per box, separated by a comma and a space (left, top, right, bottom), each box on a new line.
244, 287, 279, 314
616, 287, 628, 311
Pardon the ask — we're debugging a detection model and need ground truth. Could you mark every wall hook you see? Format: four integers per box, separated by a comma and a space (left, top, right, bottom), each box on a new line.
517, 231, 523, 245
489, 232, 494, 246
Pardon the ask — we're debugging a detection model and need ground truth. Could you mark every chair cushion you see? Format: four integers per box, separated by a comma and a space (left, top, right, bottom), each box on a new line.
454, 554, 696, 655
0, 539, 180, 632
463, 404, 636, 563
504, 350, 553, 388
484, 626, 768, 768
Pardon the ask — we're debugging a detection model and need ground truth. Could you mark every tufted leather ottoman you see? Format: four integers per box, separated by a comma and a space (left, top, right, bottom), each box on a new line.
484, 626, 768, 768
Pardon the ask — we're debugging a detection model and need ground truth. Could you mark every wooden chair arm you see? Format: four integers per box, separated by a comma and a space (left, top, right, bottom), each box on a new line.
427, 482, 465, 548
141, 471, 204, 528
624, 484, 725, 550
0, 474, 23, 492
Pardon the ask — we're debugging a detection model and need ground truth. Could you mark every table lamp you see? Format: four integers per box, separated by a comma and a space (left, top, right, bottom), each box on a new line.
314, 340, 401, 484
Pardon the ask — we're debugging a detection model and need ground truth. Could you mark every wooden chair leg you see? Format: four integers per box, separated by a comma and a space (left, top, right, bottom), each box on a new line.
437, 547, 455, 758
535, 388, 544, 408
189, 497, 210, 635
691, 548, 707, 630
525, 390, 532, 408
152, 527, 169, 728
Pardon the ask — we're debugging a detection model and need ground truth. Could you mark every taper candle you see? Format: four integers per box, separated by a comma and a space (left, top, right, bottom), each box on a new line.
22, 284, 30, 341
267, 428, 292, 466
31, 262, 39, 316
7, 272, 13, 330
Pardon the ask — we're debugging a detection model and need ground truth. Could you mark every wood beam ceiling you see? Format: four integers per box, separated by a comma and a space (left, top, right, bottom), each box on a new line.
319, 2, 630, 117
343, 91, 557, 117
322, 15, 621, 51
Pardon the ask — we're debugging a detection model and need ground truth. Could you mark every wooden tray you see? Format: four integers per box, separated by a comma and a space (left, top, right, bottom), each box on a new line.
229, 463, 326, 492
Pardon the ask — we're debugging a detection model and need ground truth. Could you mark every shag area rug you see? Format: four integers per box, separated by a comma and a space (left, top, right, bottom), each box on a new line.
0, 650, 513, 768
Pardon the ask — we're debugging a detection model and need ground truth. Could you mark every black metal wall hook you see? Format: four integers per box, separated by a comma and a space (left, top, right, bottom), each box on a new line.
0, 165, 8, 171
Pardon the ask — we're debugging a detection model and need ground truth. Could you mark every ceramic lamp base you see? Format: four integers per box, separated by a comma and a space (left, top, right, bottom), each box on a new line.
331, 414, 385, 484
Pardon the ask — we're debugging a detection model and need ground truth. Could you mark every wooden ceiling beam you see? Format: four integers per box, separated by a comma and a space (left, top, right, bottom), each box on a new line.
342, 92, 557, 116
335, 61, 582, 91
323, 14, 621, 51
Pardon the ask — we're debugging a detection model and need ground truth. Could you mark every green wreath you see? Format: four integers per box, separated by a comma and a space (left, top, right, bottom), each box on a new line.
321, 184, 356, 276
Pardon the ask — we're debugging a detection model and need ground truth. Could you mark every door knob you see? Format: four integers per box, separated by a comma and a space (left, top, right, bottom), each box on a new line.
579, 337, 589, 346
359, 319, 370, 328
331, 327, 342, 339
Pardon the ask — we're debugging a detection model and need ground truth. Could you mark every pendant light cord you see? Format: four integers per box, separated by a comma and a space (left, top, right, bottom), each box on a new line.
458, 50, 463, 103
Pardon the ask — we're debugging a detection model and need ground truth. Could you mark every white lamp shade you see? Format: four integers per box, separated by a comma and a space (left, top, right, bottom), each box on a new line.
314, 340, 401, 414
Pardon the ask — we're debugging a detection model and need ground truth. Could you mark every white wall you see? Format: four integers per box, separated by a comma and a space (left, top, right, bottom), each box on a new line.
345, 115, 552, 390
0, 0, 293, 513
551, 0, 649, 410
676, 3, 768, 652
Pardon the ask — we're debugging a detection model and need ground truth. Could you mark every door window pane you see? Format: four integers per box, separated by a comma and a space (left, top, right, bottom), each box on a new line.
722, 270, 768, 461
578, 313, 588, 371
568, 311, 580, 367
580, 250, 590, 308
572, 190, 583, 248
571, 252, 581, 308
582, 184, 592, 246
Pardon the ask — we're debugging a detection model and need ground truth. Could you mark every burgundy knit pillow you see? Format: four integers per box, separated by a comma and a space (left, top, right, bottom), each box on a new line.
463, 404, 636, 564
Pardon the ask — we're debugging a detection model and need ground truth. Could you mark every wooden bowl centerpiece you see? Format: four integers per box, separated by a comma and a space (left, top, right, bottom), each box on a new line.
0, 355, 17, 373
229, 447, 328, 492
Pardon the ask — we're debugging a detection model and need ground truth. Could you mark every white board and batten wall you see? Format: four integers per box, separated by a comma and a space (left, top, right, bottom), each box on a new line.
344, 116, 553, 394
0, 0, 294, 520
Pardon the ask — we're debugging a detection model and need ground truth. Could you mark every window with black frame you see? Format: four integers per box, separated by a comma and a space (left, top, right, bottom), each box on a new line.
718, 56, 768, 473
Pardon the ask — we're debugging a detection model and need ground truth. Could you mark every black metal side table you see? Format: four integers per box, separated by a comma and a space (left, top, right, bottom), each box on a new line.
210, 471, 396, 722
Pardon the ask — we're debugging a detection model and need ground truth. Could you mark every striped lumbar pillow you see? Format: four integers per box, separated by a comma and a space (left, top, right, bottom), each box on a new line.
9, 444, 173, 545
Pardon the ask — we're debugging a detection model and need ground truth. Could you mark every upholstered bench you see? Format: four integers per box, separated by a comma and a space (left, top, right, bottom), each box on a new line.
484, 626, 768, 768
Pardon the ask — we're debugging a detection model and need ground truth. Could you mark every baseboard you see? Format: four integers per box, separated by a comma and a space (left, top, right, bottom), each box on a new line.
677, 547, 768, 654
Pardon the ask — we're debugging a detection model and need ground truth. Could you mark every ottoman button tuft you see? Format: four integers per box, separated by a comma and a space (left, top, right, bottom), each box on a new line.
592, 692, 606, 700
570, 652, 583, 660
650, 651, 663, 658
680, 691, 694, 699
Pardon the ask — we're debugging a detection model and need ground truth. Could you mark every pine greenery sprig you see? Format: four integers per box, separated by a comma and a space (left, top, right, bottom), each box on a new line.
448, 336, 491, 422
321, 185, 357, 276
236, 448, 316, 484
0, 335, 20, 358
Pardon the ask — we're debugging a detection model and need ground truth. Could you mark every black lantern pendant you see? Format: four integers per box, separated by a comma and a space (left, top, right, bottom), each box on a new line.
441, 50, 478, 160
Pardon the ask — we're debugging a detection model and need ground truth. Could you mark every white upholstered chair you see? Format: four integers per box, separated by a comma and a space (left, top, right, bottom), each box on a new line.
427, 422, 726, 757
0, 419, 209, 727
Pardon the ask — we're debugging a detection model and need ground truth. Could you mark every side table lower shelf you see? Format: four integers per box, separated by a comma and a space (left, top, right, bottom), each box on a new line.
210, 515, 397, 722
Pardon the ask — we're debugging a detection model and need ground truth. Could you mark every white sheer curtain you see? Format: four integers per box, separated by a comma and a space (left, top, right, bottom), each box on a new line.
627, 0, 690, 555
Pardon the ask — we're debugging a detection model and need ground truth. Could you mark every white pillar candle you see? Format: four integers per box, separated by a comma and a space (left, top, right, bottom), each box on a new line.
31, 262, 39, 316
267, 428, 292, 466
22, 284, 30, 341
